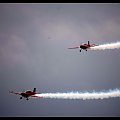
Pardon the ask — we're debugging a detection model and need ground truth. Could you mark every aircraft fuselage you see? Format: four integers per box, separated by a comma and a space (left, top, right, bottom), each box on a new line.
20, 91, 36, 98
80, 45, 89, 49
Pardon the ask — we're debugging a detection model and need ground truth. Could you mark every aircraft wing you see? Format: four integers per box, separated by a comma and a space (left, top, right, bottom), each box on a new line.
90, 44, 98, 48
68, 46, 80, 49
9, 91, 21, 95
31, 94, 43, 98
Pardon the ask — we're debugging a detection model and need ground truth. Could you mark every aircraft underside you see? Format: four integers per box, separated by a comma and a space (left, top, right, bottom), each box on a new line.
20, 96, 29, 100
20, 93, 29, 100
80, 49, 87, 52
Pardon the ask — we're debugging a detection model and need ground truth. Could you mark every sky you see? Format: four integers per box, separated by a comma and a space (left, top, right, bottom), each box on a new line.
0, 3, 120, 117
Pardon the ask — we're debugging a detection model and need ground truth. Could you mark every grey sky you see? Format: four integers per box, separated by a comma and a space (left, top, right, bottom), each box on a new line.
0, 3, 120, 116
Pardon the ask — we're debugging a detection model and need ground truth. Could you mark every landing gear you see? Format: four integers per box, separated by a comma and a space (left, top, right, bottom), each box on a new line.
80, 49, 81, 52
26, 98, 29, 100
86, 49, 87, 51
20, 97, 22, 99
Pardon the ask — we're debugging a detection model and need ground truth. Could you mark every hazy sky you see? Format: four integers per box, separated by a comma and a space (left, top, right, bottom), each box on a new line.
0, 3, 120, 117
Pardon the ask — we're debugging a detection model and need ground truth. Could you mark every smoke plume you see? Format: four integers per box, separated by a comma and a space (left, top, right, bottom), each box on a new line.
90, 42, 120, 51
35, 89, 120, 100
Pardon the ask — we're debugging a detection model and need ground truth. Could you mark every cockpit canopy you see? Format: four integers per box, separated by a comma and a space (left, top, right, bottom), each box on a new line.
25, 90, 32, 93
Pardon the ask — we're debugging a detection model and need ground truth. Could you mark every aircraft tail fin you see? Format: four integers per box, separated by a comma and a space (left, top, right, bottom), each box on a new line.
33, 88, 36, 92
88, 41, 90, 45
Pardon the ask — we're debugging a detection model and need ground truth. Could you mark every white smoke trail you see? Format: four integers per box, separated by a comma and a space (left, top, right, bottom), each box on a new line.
90, 42, 120, 51
35, 89, 120, 100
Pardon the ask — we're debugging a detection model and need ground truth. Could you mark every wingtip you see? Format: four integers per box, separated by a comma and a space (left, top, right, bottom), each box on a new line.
9, 91, 13, 93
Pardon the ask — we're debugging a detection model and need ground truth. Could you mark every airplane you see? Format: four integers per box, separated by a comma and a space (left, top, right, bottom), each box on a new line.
68, 41, 97, 52
9, 88, 41, 100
